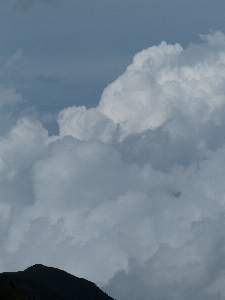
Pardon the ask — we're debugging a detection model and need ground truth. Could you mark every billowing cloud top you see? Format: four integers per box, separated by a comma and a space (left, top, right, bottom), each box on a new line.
1, 31, 225, 300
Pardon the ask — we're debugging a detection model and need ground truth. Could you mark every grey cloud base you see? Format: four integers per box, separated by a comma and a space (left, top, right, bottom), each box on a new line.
1, 32, 225, 300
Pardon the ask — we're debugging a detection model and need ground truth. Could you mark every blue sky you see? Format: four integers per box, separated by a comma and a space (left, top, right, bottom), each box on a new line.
1, 0, 225, 133
1, 1, 225, 300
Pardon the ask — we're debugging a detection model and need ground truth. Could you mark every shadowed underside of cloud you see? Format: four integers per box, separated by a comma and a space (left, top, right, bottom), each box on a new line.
1, 31, 225, 300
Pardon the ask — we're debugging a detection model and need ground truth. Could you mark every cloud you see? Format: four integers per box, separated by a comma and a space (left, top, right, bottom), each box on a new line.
2, 31, 225, 300
99, 33, 225, 141
2, 49, 22, 72
104, 216, 225, 300
0, 86, 24, 135
57, 106, 117, 143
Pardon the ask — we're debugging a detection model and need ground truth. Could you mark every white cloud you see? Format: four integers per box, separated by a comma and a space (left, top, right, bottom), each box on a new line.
2, 31, 225, 300
57, 106, 116, 143
200, 30, 225, 46
98, 37, 225, 141
104, 216, 225, 300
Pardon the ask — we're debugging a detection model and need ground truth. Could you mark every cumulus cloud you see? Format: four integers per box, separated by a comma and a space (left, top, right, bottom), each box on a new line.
57, 106, 117, 143
2, 31, 225, 300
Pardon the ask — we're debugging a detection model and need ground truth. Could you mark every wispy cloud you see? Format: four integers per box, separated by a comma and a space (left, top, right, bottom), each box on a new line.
14, 0, 58, 11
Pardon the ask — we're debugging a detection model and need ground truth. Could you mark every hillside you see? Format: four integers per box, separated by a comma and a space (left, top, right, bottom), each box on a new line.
0, 279, 29, 300
0, 264, 115, 300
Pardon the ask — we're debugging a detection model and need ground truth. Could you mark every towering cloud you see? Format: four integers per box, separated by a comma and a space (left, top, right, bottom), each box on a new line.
1, 31, 225, 300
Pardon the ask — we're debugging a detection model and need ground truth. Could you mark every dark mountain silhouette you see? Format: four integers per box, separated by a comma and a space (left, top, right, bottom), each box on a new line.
0, 264, 115, 300
0, 279, 29, 300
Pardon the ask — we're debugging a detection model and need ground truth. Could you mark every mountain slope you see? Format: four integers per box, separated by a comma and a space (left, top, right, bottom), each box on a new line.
0, 280, 29, 300
0, 264, 115, 300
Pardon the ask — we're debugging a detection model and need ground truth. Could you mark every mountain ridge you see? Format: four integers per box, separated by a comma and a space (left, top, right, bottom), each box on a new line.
0, 264, 115, 300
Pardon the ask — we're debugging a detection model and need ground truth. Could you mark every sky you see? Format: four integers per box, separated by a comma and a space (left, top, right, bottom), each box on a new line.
1, 0, 225, 299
